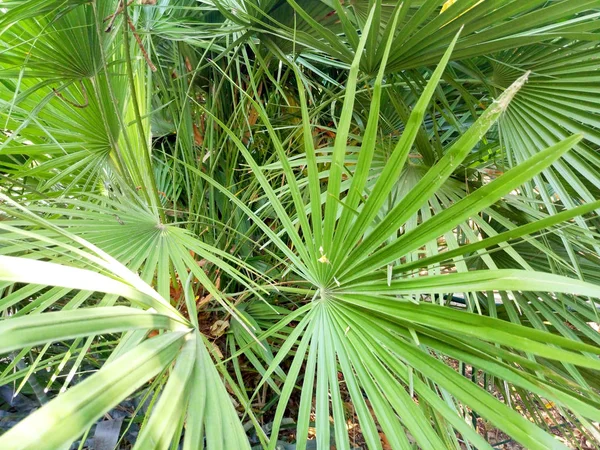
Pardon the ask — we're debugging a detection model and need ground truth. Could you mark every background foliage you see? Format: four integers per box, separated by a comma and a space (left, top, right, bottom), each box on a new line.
1, 0, 600, 449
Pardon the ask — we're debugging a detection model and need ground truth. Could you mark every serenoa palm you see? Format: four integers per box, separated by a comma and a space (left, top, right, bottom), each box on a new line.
1, 1, 600, 450
206, 20, 600, 448
0, 1, 260, 449
0, 197, 253, 449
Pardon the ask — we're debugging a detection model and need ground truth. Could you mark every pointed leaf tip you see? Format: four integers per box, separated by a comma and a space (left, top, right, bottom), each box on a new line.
496, 71, 531, 110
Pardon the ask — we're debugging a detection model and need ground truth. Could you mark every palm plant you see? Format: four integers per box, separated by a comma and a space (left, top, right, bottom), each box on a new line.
1, 0, 600, 449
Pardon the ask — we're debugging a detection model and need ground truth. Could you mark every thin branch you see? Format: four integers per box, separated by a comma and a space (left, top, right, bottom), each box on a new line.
52, 81, 89, 108
104, 0, 134, 32
104, 0, 157, 72
126, 18, 157, 72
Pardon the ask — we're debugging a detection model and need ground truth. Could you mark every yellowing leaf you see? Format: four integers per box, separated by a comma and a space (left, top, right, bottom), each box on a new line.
440, 0, 457, 14
440, 0, 484, 16
318, 246, 329, 263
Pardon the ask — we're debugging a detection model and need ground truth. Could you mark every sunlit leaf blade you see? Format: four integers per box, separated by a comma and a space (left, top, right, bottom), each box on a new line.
0, 307, 185, 354
0, 331, 188, 450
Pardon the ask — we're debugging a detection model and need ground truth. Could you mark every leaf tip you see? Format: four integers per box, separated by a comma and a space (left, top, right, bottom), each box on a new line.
496, 70, 531, 111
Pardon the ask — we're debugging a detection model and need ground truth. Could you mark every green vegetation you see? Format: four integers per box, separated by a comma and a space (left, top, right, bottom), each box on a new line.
1, 0, 600, 448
